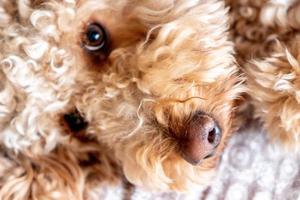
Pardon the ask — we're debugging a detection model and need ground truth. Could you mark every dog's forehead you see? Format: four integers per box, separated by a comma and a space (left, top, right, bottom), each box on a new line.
75, 0, 190, 25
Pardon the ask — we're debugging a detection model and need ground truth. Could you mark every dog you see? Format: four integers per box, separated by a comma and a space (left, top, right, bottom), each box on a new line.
226, 0, 300, 148
0, 0, 244, 198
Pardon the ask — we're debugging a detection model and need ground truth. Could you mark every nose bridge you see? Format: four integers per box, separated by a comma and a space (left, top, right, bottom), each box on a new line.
153, 97, 191, 128
157, 95, 203, 117
188, 113, 214, 135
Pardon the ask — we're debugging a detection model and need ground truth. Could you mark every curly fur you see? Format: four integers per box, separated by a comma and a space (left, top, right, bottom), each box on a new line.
226, 0, 300, 148
246, 41, 300, 148
0, 0, 243, 199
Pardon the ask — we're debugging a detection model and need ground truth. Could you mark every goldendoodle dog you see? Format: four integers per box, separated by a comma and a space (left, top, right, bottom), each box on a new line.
0, 0, 243, 199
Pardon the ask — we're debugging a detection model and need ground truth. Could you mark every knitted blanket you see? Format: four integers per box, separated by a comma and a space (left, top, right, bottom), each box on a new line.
90, 126, 300, 200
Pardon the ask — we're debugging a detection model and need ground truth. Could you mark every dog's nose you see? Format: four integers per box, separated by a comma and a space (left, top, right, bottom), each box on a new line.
180, 113, 221, 165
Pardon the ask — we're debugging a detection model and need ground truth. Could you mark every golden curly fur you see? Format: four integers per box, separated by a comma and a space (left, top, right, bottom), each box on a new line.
226, 0, 300, 148
0, 0, 243, 198
5, 0, 300, 198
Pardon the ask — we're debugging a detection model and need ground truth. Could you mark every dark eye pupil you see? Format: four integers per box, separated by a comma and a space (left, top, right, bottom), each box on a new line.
87, 29, 102, 43
64, 111, 88, 132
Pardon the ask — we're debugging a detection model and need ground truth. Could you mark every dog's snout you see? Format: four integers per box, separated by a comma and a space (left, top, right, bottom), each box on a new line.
180, 113, 221, 165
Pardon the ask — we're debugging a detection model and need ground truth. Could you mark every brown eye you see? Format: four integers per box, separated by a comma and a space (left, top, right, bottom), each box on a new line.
83, 23, 110, 53
63, 110, 88, 133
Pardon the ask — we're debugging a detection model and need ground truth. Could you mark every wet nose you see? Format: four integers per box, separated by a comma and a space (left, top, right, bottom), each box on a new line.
180, 113, 221, 165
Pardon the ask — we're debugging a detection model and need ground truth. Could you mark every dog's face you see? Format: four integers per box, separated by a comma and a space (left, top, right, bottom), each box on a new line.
0, 0, 242, 191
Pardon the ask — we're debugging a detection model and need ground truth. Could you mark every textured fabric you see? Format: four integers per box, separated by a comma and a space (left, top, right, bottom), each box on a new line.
92, 126, 300, 200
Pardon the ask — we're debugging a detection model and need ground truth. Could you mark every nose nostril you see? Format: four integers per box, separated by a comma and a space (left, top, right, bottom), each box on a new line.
207, 128, 216, 144
207, 125, 221, 145
203, 153, 214, 160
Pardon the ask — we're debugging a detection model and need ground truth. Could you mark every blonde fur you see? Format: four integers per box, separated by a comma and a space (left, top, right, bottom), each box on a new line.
226, 0, 300, 148
0, 0, 243, 199
246, 41, 300, 148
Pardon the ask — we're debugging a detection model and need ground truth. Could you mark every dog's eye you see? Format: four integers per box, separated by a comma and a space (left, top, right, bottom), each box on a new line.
83, 23, 109, 53
63, 110, 88, 133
